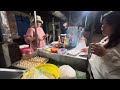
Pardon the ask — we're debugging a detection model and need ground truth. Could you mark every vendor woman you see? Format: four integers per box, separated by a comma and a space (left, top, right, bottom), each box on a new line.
24, 15, 48, 51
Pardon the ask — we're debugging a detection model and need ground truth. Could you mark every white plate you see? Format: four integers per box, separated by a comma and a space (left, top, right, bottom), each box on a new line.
19, 45, 29, 49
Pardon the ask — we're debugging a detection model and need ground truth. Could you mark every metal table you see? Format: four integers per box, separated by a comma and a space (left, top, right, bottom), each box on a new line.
38, 37, 88, 72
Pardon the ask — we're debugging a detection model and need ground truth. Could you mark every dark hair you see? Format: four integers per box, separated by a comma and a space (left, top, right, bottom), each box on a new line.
101, 11, 120, 48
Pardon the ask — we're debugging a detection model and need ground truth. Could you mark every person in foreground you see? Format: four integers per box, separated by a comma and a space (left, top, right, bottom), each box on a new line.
82, 11, 120, 79
24, 15, 48, 51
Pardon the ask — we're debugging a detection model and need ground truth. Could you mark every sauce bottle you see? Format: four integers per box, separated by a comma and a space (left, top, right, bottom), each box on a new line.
64, 36, 67, 48
58, 36, 61, 44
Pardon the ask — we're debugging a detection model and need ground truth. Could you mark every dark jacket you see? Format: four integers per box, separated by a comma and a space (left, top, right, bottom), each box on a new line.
61, 26, 67, 34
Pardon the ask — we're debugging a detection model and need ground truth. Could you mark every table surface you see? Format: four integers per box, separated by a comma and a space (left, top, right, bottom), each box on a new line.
39, 36, 87, 59
38, 37, 88, 72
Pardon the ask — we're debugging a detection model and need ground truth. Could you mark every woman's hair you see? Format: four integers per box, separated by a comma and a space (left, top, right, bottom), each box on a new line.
101, 11, 120, 48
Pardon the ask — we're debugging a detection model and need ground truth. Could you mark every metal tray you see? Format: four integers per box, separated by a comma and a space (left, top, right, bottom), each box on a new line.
12, 56, 49, 70
0, 68, 26, 79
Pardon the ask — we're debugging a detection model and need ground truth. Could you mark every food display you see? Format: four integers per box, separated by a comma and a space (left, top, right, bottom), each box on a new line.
21, 68, 50, 79
21, 64, 60, 79
51, 48, 59, 53
15, 56, 48, 69
59, 65, 77, 79
28, 56, 47, 63
50, 41, 64, 48
21, 63, 86, 79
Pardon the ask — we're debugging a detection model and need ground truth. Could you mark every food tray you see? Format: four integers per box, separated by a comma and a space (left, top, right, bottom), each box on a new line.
12, 56, 49, 70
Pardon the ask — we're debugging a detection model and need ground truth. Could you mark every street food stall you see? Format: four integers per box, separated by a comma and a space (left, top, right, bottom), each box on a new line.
0, 11, 97, 79
12, 12, 88, 79
2, 11, 119, 79
11, 28, 88, 79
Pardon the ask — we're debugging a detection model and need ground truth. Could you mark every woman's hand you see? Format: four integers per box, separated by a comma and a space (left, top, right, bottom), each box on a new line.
45, 34, 49, 37
81, 47, 88, 53
24, 35, 33, 43
89, 43, 108, 57
42, 34, 49, 40
80, 47, 89, 55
